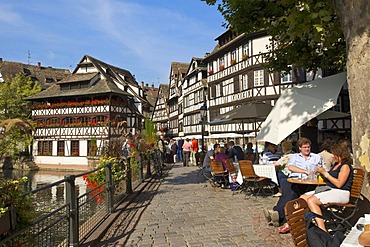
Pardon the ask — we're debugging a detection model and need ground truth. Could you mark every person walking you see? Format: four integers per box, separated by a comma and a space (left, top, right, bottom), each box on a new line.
177, 138, 184, 162
170, 139, 177, 164
191, 138, 199, 166
182, 138, 192, 167
157, 135, 166, 166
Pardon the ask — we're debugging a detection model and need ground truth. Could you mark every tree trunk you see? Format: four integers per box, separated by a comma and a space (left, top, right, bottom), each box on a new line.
335, 0, 370, 198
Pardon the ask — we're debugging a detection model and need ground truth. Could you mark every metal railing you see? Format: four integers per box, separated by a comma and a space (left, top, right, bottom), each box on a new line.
0, 153, 159, 247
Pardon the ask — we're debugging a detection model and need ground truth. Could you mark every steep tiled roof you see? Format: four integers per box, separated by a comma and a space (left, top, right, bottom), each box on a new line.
171, 62, 189, 75
26, 78, 130, 100
57, 72, 98, 84
0, 59, 70, 89
25, 54, 141, 100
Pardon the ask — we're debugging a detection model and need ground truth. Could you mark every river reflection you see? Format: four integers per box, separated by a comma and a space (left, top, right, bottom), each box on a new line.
0, 169, 87, 212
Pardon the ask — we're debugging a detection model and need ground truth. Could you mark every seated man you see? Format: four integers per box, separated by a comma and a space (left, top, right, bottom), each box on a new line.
263, 137, 322, 233
227, 141, 245, 162
261, 142, 282, 163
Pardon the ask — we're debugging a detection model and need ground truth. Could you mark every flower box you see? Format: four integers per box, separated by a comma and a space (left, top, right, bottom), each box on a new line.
230, 59, 236, 65
242, 54, 249, 60
208, 70, 214, 75
219, 65, 225, 71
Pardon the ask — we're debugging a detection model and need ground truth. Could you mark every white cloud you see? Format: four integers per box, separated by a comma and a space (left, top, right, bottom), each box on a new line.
0, 4, 23, 25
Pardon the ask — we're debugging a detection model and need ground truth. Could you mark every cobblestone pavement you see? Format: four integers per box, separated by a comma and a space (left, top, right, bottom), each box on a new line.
97, 163, 295, 247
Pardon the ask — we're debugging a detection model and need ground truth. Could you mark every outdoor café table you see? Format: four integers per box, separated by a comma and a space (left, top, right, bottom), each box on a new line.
341, 216, 367, 247
287, 177, 326, 195
287, 177, 326, 185
231, 163, 278, 185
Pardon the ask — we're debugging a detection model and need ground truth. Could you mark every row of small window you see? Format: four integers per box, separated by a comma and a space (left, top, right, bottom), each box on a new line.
36, 116, 109, 125
37, 140, 97, 156
209, 70, 292, 99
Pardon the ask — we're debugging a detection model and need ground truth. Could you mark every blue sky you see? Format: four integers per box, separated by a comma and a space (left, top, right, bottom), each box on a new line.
0, 0, 226, 86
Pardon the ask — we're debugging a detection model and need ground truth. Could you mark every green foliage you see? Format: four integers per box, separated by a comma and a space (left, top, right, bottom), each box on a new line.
0, 119, 34, 158
84, 155, 127, 185
0, 177, 39, 230
203, 0, 346, 73
143, 118, 156, 145
0, 72, 41, 119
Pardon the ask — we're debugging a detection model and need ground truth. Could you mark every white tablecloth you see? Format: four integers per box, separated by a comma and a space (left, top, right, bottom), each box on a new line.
230, 163, 278, 185
341, 217, 367, 247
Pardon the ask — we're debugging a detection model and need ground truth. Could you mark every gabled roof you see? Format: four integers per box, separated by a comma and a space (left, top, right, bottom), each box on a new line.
26, 78, 130, 100
203, 30, 268, 62
57, 72, 98, 84
74, 55, 138, 87
151, 84, 169, 122
26, 55, 139, 101
0, 59, 70, 89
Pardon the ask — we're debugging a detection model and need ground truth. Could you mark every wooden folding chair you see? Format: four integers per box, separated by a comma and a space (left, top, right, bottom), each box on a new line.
322, 168, 365, 229
209, 159, 228, 187
224, 158, 241, 193
238, 160, 273, 197
284, 198, 310, 247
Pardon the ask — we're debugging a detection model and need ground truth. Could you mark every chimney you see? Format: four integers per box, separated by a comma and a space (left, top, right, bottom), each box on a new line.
146, 83, 149, 87
0, 58, 3, 62
151, 83, 154, 88
141, 81, 144, 88
37, 62, 41, 69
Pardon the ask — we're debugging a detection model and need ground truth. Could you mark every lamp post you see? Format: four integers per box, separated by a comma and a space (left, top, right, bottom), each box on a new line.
199, 104, 207, 154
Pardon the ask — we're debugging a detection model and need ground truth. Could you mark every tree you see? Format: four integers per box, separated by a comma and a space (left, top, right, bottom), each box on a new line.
0, 73, 41, 158
204, 0, 370, 193
0, 72, 41, 119
0, 118, 34, 159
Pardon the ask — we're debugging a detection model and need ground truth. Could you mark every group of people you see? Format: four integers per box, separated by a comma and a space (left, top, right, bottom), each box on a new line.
262, 137, 355, 236
158, 136, 200, 167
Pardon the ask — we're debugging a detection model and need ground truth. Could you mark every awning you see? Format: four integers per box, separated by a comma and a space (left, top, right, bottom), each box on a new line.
256, 72, 347, 145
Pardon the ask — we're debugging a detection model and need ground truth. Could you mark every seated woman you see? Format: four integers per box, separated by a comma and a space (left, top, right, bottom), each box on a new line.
300, 143, 354, 232
244, 142, 256, 163
215, 147, 229, 171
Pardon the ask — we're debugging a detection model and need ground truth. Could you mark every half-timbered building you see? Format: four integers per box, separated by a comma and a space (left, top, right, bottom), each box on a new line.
203, 29, 351, 146
151, 84, 169, 136
202, 30, 292, 143
167, 62, 189, 138
182, 57, 207, 138
26, 55, 146, 168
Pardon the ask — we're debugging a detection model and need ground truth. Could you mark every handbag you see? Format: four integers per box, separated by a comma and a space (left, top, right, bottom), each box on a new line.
314, 185, 331, 194
305, 212, 346, 247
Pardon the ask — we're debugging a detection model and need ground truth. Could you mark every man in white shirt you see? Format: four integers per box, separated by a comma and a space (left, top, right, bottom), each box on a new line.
264, 137, 323, 233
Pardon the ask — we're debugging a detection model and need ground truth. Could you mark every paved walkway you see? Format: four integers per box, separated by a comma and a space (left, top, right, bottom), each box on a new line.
96, 163, 295, 247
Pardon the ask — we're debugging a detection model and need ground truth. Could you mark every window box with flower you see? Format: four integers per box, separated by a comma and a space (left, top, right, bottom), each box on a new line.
230, 59, 236, 65
219, 65, 225, 71
208, 69, 214, 75
242, 54, 249, 60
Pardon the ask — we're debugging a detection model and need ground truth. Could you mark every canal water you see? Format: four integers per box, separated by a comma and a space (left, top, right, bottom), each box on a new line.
0, 169, 87, 211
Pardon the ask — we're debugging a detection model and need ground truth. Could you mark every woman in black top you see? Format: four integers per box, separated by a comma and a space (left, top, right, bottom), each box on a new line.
300, 143, 354, 232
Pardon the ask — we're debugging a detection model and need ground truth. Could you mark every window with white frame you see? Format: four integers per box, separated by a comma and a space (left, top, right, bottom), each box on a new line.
254, 70, 264, 87
243, 43, 249, 57
231, 51, 236, 64
219, 57, 225, 70
281, 71, 292, 84
242, 73, 248, 90
215, 84, 221, 97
